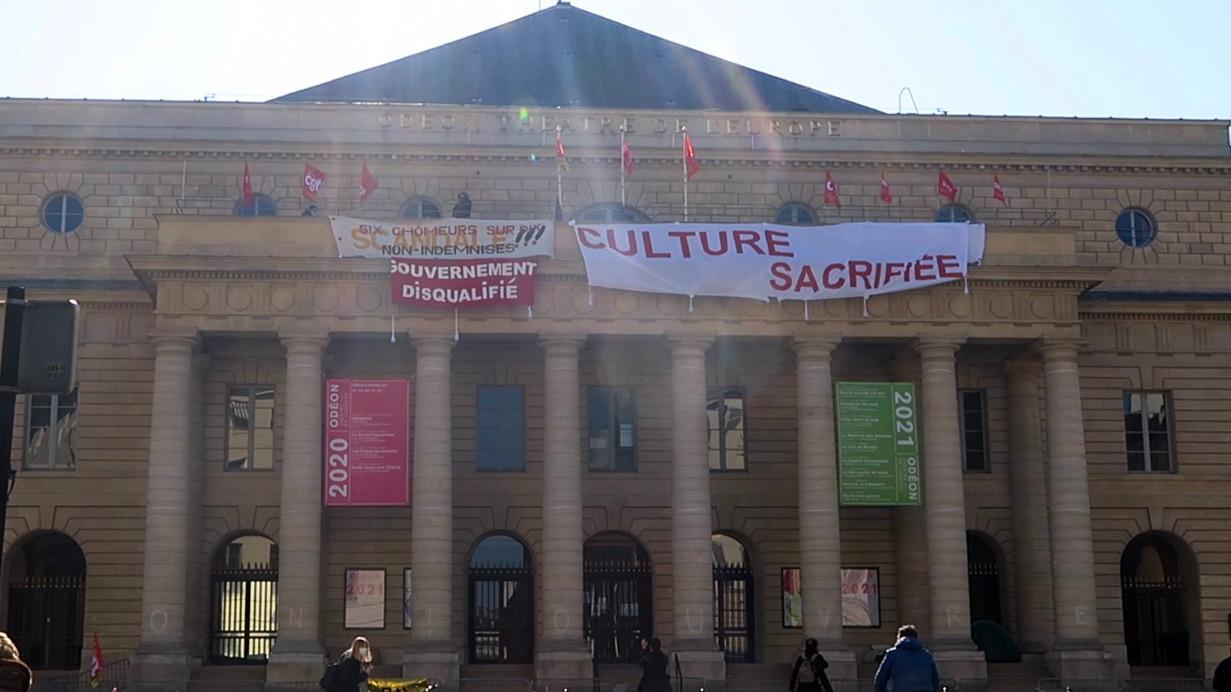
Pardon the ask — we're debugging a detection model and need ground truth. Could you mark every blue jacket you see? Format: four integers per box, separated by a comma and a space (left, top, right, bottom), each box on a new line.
874, 637, 940, 692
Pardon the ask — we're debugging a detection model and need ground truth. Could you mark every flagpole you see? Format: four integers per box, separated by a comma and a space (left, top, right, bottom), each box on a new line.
556, 126, 564, 215
682, 127, 689, 223
620, 127, 626, 208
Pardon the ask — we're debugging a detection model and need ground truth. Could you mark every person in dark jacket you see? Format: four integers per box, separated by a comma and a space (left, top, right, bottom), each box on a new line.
874, 625, 940, 692
789, 638, 835, 692
636, 637, 671, 692
329, 636, 373, 692
1214, 648, 1231, 692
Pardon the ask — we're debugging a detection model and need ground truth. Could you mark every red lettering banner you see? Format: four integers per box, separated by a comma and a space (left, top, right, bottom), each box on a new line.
324, 379, 411, 507
390, 258, 537, 308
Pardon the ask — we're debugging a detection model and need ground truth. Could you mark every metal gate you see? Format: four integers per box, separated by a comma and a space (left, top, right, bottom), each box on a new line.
584, 560, 653, 663
7, 575, 85, 669
468, 565, 534, 663
1122, 574, 1189, 666
713, 565, 754, 662
209, 566, 278, 664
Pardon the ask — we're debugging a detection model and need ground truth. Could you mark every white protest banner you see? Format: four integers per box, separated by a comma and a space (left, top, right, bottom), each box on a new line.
331, 216, 554, 259
572, 222, 984, 302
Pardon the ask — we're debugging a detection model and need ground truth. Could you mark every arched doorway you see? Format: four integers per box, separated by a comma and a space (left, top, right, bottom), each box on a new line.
583, 532, 653, 663
467, 534, 534, 664
6, 532, 86, 669
967, 532, 1004, 625
1121, 532, 1198, 667
712, 533, 754, 662
209, 534, 278, 664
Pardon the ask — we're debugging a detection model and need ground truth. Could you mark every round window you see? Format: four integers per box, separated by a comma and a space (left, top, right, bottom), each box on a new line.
41, 193, 85, 234
936, 204, 974, 223
775, 202, 817, 225
1115, 208, 1157, 247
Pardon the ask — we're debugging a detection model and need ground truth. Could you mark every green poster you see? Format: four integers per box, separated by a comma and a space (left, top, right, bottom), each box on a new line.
835, 382, 922, 506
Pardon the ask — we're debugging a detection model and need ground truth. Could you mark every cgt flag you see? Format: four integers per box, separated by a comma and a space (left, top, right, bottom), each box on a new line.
621, 141, 634, 176
683, 132, 701, 180
359, 163, 378, 202
880, 173, 893, 204
937, 169, 958, 202
88, 633, 104, 687
993, 174, 1007, 204
555, 128, 570, 172
303, 163, 326, 201
824, 171, 841, 208
240, 163, 253, 207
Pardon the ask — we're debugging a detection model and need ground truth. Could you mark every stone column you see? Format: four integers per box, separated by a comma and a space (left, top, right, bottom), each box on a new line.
915, 339, 985, 679
792, 337, 855, 680
1040, 340, 1108, 678
535, 336, 591, 679
1004, 358, 1055, 654
889, 357, 931, 633
134, 333, 199, 683
403, 337, 459, 682
668, 337, 725, 682
267, 334, 328, 682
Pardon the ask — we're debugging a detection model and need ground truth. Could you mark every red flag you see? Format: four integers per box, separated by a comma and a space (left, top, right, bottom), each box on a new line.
303, 164, 326, 201
88, 633, 104, 687
241, 163, 253, 207
683, 132, 701, 180
937, 169, 958, 202
621, 141, 634, 176
359, 162, 378, 202
880, 174, 893, 204
555, 129, 570, 172
823, 171, 841, 208
992, 174, 1007, 204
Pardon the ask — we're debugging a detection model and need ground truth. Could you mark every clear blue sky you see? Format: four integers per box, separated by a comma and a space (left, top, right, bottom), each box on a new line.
3, 0, 1228, 119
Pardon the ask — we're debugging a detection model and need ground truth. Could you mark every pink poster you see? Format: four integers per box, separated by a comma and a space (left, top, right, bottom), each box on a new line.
324, 379, 412, 507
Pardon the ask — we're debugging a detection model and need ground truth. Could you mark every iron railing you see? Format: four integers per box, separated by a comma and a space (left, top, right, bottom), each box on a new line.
7, 574, 86, 670
209, 565, 278, 664
583, 559, 653, 664
468, 564, 535, 664
713, 564, 754, 663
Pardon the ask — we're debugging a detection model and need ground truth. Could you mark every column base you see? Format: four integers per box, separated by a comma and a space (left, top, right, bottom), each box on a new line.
931, 646, 987, 682
534, 640, 594, 681
1045, 644, 1112, 681
404, 646, 459, 685
266, 648, 327, 684
672, 645, 726, 690
132, 649, 197, 688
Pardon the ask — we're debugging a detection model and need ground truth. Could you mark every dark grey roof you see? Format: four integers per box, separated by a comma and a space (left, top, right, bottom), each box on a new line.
274, 2, 877, 114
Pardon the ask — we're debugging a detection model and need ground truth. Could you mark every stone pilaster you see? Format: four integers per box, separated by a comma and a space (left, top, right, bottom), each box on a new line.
134, 333, 199, 684
668, 337, 725, 683
1040, 340, 1109, 679
792, 337, 855, 680
403, 337, 459, 683
1004, 358, 1055, 654
915, 339, 985, 680
535, 336, 591, 680
267, 334, 329, 683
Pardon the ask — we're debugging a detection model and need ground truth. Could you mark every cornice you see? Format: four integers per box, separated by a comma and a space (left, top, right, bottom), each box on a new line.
1079, 310, 1231, 322
2, 146, 1230, 176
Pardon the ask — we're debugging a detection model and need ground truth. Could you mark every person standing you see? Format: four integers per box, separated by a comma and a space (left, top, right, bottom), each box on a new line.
636, 637, 672, 692
324, 636, 373, 692
1213, 647, 1231, 692
874, 625, 940, 692
789, 638, 835, 692
0, 633, 32, 692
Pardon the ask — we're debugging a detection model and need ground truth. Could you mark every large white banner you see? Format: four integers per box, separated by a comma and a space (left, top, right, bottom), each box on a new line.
331, 216, 554, 259
573, 222, 984, 301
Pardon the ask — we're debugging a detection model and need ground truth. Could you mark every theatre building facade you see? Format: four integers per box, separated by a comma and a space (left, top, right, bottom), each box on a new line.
2, 4, 1231, 690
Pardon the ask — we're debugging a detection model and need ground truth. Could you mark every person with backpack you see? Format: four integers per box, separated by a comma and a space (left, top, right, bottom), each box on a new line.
636, 637, 671, 692
789, 638, 834, 692
320, 636, 373, 692
874, 625, 941, 692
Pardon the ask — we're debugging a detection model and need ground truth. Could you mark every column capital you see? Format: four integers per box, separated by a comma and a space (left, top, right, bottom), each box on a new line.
913, 336, 965, 360
1003, 356, 1043, 379
791, 336, 841, 360
149, 331, 199, 351
279, 332, 329, 355
666, 334, 713, 355
412, 335, 456, 355
1038, 337, 1085, 362
538, 334, 587, 354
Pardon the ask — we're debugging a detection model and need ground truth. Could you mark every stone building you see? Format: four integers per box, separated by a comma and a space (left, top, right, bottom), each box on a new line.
1, 3, 1229, 690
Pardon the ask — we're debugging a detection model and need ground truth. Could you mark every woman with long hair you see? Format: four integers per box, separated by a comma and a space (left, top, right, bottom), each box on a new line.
324, 636, 373, 692
636, 637, 671, 692
789, 638, 835, 692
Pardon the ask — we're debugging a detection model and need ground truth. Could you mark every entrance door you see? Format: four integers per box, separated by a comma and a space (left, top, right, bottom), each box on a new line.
209, 535, 278, 664
584, 532, 653, 663
966, 532, 1003, 625
6, 533, 86, 670
467, 535, 534, 664
712, 534, 754, 662
1121, 534, 1190, 666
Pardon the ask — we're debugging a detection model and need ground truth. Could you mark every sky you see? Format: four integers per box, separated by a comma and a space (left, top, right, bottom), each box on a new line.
2, 0, 1229, 119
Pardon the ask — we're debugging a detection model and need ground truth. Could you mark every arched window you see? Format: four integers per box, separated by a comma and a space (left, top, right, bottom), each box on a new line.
1116, 208, 1157, 248
468, 534, 533, 663
401, 197, 442, 219
1121, 532, 1200, 667
774, 202, 817, 226
584, 532, 652, 663
233, 194, 278, 217
574, 203, 649, 223
210, 535, 278, 664
41, 193, 85, 234
6, 532, 86, 669
712, 534, 754, 662
936, 204, 974, 223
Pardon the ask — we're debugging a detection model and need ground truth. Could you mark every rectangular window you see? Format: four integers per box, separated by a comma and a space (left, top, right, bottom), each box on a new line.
23, 388, 78, 470
226, 385, 275, 470
476, 386, 525, 471
588, 386, 636, 472
707, 388, 746, 471
959, 389, 989, 472
1124, 390, 1173, 473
